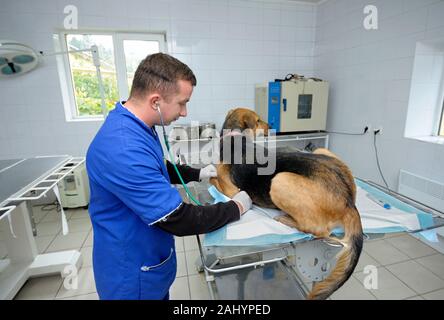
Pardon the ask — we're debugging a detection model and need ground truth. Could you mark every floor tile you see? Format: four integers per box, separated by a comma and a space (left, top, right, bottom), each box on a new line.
354, 267, 416, 300
57, 292, 99, 300
40, 211, 72, 223
67, 218, 92, 233
385, 234, 437, 259
421, 288, 444, 300
386, 260, 444, 294
188, 274, 210, 300
56, 266, 96, 299
83, 230, 93, 247
45, 231, 89, 253
363, 239, 410, 266
32, 210, 49, 224
35, 235, 56, 254
415, 253, 444, 280
354, 251, 381, 273
68, 209, 91, 220
327, 274, 376, 300
185, 249, 201, 276
176, 251, 187, 277
36, 221, 61, 237
14, 275, 63, 300
405, 295, 424, 300
80, 246, 93, 268
175, 236, 184, 253
0, 240, 8, 259
170, 277, 190, 300
329, 276, 376, 300
183, 235, 200, 251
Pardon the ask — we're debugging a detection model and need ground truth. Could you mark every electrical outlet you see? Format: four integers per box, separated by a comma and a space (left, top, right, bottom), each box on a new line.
374, 127, 383, 135
366, 124, 372, 133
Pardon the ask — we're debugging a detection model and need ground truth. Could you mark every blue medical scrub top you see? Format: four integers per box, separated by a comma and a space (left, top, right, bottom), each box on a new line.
86, 101, 183, 300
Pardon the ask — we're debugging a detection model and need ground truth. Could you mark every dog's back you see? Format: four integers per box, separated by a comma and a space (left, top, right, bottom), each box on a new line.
221, 136, 355, 209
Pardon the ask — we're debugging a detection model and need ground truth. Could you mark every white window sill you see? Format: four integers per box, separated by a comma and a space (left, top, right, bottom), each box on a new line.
66, 117, 104, 123
407, 135, 444, 145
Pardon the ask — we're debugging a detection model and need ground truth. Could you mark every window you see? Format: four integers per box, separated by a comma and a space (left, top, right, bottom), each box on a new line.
55, 31, 165, 120
404, 40, 444, 142
436, 60, 444, 137
440, 99, 444, 136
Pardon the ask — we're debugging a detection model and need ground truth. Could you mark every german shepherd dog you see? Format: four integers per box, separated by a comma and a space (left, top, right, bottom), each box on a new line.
210, 108, 363, 300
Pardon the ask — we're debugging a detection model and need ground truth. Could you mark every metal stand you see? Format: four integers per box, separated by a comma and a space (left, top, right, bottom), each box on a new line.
196, 235, 343, 300
0, 202, 82, 300
0, 156, 85, 300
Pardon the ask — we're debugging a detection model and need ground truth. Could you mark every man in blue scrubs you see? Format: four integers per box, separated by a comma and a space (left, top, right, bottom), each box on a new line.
86, 53, 252, 300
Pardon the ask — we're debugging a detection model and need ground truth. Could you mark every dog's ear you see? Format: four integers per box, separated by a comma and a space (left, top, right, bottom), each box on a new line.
242, 113, 257, 130
226, 109, 236, 119
222, 109, 238, 131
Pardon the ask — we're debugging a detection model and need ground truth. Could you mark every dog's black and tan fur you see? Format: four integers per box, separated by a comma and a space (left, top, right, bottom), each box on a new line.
211, 108, 364, 300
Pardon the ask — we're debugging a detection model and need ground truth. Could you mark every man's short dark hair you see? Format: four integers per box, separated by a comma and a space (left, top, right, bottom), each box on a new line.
129, 53, 196, 101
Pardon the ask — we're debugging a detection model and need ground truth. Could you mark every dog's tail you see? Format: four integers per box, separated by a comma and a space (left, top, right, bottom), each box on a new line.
306, 206, 363, 300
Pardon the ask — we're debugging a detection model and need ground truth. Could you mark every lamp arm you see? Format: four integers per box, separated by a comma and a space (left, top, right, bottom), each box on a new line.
40, 45, 108, 118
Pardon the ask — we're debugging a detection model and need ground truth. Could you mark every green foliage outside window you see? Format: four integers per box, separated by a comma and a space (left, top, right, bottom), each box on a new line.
72, 70, 118, 116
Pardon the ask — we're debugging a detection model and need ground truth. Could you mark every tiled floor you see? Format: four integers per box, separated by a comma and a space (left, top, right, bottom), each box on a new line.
2, 205, 444, 300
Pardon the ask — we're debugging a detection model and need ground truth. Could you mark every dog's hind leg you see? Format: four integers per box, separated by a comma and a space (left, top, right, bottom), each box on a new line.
270, 174, 363, 300
312, 148, 339, 159
269, 172, 341, 238
312, 148, 357, 202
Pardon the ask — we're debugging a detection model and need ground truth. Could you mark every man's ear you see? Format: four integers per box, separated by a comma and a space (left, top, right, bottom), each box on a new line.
147, 93, 162, 110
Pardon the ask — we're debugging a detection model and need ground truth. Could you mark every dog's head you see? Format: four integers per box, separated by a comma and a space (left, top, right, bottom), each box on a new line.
221, 108, 269, 137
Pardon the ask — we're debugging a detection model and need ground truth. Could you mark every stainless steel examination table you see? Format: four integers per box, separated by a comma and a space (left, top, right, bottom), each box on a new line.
182, 179, 444, 300
0, 156, 84, 299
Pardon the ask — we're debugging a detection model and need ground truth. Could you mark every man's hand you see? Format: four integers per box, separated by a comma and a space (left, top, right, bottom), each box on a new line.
232, 191, 252, 215
199, 164, 217, 181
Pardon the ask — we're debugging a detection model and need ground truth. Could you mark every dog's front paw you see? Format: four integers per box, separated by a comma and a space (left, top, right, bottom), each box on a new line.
209, 177, 218, 186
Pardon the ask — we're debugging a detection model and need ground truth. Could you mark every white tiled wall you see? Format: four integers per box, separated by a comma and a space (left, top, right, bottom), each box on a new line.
314, 0, 444, 189
2, 0, 443, 194
0, 0, 316, 159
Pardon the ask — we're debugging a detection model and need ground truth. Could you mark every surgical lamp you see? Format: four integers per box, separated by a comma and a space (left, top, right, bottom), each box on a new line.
0, 40, 107, 117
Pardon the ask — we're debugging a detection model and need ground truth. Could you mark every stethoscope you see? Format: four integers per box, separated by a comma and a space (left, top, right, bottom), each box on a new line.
154, 102, 169, 149
154, 102, 201, 205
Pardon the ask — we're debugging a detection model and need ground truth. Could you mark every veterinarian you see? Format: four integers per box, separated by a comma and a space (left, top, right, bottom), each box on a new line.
86, 53, 252, 300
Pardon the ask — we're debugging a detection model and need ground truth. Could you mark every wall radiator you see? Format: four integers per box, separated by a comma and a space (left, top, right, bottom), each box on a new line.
398, 169, 444, 213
